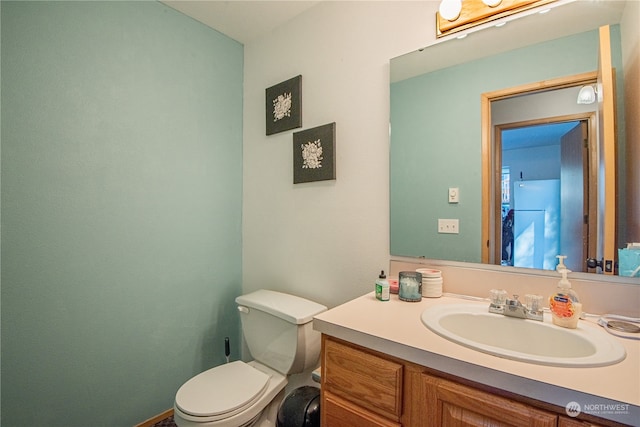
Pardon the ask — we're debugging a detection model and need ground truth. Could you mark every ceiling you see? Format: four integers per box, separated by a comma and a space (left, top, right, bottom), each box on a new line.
502, 121, 580, 151
161, 0, 322, 44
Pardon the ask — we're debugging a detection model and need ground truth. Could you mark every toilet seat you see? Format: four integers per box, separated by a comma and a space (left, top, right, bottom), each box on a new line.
174, 361, 287, 426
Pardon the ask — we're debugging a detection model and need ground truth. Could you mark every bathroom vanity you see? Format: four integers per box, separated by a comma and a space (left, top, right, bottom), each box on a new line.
313, 294, 639, 427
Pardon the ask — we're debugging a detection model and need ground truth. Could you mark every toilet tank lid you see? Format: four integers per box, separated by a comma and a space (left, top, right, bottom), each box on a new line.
236, 290, 327, 325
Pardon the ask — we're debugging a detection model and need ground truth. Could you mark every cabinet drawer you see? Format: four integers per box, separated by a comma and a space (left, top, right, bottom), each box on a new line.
323, 391, 402, 427
323, 337, 403, 421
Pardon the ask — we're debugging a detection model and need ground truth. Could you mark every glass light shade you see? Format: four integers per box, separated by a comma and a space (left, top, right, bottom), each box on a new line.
483, 0, 502, 7
439, 0, 462, 21
577, 85, 596, 104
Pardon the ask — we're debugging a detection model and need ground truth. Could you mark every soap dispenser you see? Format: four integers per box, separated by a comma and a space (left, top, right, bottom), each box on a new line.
549, 256, 582, 329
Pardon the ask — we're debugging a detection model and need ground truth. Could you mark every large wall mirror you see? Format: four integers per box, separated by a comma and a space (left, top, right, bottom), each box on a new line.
390, 0, 638, 277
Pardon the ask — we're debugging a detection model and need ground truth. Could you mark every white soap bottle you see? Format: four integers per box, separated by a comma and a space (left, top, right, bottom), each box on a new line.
549, 256, 582, 329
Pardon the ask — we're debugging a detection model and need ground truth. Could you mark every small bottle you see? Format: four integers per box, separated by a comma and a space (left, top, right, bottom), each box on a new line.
549, 257, 582, 329
375, 270, 390, 301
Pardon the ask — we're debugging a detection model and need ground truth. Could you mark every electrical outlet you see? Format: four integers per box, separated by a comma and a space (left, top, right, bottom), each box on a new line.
438, 219, 459, 234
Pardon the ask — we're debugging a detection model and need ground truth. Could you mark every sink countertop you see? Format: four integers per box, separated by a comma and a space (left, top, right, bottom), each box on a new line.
313, 292, 640, 426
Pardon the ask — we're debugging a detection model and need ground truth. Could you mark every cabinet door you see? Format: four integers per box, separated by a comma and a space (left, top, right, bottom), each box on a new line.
422, 374, 558, 427
322, 390, 402, 427
323, 337, 403, 421
558, 416, 607, 427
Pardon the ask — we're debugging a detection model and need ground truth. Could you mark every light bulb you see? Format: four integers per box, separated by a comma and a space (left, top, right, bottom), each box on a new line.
439, 0, 462, 21
577, 85, 596, 104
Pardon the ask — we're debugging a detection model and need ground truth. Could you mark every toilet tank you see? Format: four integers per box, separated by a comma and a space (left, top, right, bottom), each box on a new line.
236, 290, 327, 375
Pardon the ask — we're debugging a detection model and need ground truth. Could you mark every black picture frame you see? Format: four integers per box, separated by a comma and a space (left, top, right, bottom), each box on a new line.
293, 123, 336, 184
265, 75, 302, 135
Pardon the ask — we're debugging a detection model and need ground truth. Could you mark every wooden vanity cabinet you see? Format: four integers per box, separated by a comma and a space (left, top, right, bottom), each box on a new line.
321, 335, 618, 427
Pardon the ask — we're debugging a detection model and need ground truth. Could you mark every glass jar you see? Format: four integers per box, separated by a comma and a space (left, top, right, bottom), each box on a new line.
399, 271, 422, 302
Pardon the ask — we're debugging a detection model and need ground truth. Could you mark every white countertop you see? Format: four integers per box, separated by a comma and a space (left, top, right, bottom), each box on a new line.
313, 292, 640, 426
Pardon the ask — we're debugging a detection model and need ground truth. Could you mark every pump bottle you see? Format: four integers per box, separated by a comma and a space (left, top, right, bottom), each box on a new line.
549, 256, 582, 329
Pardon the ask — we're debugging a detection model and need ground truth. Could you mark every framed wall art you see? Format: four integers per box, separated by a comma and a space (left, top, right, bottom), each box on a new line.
293, 122, 336, 184
265, 75, 302, 135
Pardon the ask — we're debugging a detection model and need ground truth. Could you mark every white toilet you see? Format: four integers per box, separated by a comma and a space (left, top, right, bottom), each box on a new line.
173, 290, 327, 427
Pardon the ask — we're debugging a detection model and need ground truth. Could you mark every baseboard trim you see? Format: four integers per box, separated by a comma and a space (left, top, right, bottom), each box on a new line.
134, 408, 174, 427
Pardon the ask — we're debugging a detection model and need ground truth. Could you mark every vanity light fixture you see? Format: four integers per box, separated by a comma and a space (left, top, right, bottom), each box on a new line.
436, 0, 557, 38
577, 85, 597, 105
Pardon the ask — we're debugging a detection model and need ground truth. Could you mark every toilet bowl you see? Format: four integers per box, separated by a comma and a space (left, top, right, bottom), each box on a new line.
173, 290, 327, 427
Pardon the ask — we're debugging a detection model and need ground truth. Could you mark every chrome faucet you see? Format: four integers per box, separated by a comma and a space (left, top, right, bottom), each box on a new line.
504, 295, 528, 319
489, 290, 543, 321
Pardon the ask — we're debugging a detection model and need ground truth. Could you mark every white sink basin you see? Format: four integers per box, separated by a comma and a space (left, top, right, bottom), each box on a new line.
421, 304, 626, 367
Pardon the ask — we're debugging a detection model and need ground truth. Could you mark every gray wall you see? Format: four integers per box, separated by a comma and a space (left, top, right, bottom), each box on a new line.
1, 2, 243, 425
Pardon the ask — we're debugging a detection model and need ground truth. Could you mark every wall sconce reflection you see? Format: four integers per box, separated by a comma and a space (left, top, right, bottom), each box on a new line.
576, 85, 598, 105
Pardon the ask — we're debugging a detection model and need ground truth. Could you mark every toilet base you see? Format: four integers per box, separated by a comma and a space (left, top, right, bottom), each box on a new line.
248, 389, 285, 427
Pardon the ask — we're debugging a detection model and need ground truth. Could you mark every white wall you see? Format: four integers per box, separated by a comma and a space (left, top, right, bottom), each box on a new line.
243, 1, 438, 308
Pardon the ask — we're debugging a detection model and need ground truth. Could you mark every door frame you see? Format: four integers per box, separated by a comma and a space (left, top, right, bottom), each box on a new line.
493, 114, 597, 270
480, 71, 598, 264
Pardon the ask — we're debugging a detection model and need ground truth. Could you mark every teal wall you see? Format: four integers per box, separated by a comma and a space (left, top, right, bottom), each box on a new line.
1, 2, 243, 426
390, 28, 624, 262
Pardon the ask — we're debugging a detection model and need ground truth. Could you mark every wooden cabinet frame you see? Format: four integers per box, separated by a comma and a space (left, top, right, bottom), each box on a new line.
321, 335, 624, 427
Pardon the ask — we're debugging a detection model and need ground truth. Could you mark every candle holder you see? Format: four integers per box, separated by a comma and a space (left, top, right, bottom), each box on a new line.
399, 271, 422, 302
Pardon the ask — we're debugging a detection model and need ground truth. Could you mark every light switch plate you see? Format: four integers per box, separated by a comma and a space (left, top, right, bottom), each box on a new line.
448, 187, 459, 203
438, 219, 459, 234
